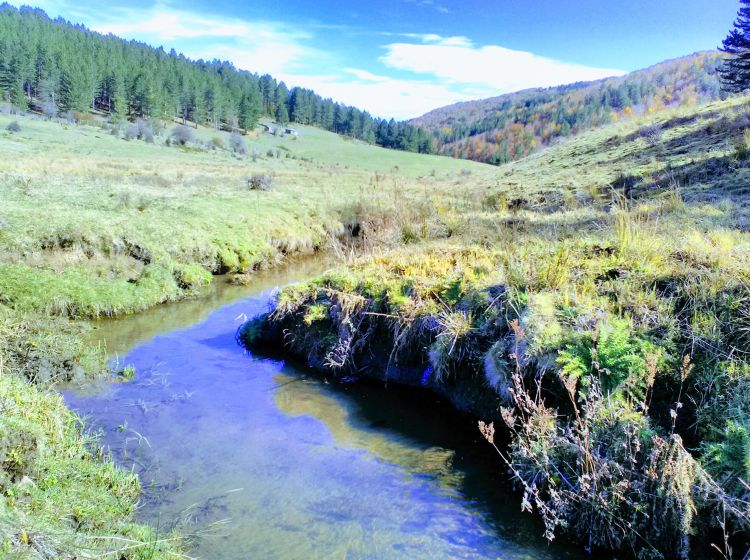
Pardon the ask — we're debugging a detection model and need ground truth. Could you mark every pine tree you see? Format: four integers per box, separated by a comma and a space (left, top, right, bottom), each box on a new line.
0, 4, 427, 154
274, 82, 289, 124
721, 0, 750, 93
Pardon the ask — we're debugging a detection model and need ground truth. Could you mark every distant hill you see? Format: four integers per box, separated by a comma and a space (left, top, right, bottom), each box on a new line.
411, 52, 725, 165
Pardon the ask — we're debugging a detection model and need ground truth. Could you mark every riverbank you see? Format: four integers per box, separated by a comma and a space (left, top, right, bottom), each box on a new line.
244, 98, 750, 558
63, 265, 583, 560
0, 109, 491, 557
3, 94, 750, 557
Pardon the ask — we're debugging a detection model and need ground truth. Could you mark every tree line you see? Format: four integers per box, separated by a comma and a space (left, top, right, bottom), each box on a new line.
0, 4, 433, 153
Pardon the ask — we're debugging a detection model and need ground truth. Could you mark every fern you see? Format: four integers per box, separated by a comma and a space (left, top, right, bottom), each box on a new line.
557, 318, 660, 401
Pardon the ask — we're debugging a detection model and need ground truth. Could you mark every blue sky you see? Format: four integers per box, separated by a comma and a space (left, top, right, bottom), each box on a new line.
16, 0, 739, 118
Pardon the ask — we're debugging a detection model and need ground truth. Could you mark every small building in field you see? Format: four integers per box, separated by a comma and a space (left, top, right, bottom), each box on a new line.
260, 123, 276, 134
284, 127, 299, 137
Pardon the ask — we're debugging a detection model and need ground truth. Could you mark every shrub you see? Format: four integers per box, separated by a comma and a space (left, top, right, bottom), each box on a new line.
125, 119, 154, 143
734, 129, 750, 161
40, 100, 57, 119
170, 124, 195, 146
484, 373, 736, 560
72, 110, 99, 126
6, 121, 20, 133
266, 149, 275, 158
247, 174, 274, 191
211, 136, 224, 150
641, 124, 663, 146
59, 111, 77, 124
230, 132, 247, 155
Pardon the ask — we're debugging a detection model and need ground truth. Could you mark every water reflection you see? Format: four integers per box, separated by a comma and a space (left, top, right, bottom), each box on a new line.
65, 259, 581, 560
91, 254, 337, 356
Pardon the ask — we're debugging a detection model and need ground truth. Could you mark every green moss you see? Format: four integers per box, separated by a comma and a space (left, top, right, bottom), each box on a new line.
173, 262, 212, 291
304, 303, 329, 325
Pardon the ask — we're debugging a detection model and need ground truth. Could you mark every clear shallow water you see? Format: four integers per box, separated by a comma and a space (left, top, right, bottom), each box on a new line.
64, 260, 582, 560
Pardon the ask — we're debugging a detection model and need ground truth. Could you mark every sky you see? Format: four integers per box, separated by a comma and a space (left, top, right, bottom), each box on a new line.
13, 0, 740, 119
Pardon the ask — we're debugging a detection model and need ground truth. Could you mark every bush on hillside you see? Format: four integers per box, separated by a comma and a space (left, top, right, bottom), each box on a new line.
641, 124, 663, 146
40, 101, 57, 119
125, 119, 154, 143
60, 111, 77, 124
6, 121, 20, 133
230, 132, 247, 155
247, 174, 274, 191
170, 124, 194, 146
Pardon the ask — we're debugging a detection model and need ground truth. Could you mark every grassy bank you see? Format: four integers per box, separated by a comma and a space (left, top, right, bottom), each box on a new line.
0, 109, 491, 557
245, 97, 750, 558
0, 112, 489, 319
0, 308, 186, 558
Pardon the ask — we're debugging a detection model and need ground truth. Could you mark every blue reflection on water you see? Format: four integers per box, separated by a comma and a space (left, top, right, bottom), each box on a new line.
65, 286, 579, 560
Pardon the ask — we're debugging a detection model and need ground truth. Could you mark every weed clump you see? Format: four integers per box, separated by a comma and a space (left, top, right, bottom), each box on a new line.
230, 131, 247, 155
247, 174, 274, 191
173, 262, 212, 290
0, 416, 45, 485
170, 124, 195, 146
125, 119, 154, 143
6, 120, 20, 133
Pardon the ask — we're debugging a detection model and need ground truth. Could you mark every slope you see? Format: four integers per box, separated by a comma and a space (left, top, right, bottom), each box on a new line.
0, 111, 491, 558
411, 52, 725, 165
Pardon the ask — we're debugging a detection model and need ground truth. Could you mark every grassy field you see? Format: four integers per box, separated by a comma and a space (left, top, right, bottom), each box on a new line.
3, 95, 750, 558
0, 113, 489, 319
0, 110, 492, 558
246, 96, 750, 558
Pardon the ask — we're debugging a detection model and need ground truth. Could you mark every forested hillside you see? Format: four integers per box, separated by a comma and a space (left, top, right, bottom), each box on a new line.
412, 52, 725, 164
0, 4, 433, 153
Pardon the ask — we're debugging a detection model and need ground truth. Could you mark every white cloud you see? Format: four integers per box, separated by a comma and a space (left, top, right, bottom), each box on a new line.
90, 4, 317, 76
274, 69, 475, 120
405, 0, 451, 14
381, 36, 626, 93
12, 0, 317, 77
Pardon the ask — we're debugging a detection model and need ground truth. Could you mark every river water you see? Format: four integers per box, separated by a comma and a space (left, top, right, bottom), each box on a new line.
64, 258, 582, 560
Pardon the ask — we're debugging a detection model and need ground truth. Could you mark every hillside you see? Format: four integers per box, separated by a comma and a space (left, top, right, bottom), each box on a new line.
2, 65, 749, 559
0, 5, 431, 153
1, 2, 749, 555
411, 52, 725, 165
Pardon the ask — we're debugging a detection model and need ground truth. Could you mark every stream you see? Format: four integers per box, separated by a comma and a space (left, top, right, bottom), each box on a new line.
64, 257, 583, 560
